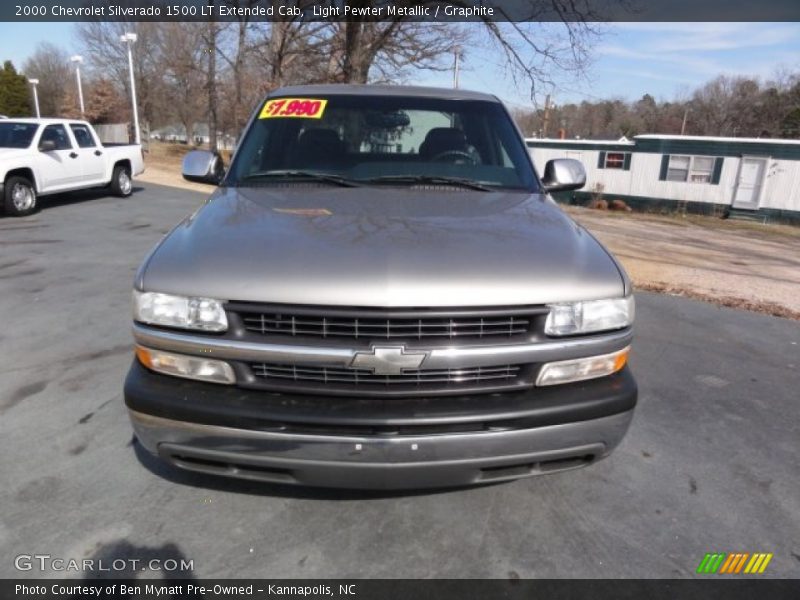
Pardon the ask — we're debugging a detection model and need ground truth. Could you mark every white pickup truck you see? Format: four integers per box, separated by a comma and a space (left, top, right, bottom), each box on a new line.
0, 118, 144, 216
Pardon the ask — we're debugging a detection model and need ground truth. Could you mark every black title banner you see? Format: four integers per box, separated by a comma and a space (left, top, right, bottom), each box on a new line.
4, 0, 800, 22
4, 579, 800, 600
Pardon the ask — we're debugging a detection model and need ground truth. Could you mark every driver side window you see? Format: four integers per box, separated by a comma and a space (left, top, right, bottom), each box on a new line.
40, 124, 72, 151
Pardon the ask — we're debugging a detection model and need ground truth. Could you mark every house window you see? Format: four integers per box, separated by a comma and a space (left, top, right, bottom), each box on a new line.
689, 156, 715, 183
661, 154, 723, 185
666, 155, 691, 181
604, 152, 628, 169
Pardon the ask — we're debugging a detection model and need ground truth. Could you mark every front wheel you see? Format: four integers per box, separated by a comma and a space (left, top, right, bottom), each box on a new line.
3, 176, 38, 217
110, 164, 133, 197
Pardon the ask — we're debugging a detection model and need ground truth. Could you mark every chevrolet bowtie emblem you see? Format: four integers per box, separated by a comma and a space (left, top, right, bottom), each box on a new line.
350, 346, 428, 375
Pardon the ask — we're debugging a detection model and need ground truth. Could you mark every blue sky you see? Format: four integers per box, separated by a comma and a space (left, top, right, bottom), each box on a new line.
2, 21, 798, 109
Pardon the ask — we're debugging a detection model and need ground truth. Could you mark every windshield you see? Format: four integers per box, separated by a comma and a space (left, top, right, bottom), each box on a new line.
0, 122, 39, 148
228, 94, 538, 192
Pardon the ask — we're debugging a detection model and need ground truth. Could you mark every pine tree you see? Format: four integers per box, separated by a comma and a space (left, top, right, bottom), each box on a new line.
0, 61, 32, 117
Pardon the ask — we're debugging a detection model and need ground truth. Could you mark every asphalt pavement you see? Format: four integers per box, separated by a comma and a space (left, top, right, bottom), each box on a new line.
1, 183, 798, 579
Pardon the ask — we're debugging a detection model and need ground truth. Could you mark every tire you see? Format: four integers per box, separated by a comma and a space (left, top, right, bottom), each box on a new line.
3, 175, 38, 217
110, 164, 133, 197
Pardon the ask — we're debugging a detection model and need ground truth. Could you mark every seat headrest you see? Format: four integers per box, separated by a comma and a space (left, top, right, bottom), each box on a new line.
298, 128, 343, 148
419, 127, 468, 158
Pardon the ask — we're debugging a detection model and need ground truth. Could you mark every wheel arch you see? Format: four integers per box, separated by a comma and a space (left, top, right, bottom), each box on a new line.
113, 159, 132, 174
5, 167, 38, 192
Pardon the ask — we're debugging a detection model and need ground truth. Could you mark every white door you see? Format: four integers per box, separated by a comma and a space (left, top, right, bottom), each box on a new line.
69, 123, 106, 184
34, 124, 81, 192
732, 157, 768, 210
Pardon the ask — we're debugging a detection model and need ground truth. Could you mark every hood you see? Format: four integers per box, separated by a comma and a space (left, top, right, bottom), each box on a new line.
139, 186, 625, 307
0, 148, 31, 161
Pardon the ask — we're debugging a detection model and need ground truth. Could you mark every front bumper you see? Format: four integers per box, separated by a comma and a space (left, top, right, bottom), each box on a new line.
125, 361, 637, 490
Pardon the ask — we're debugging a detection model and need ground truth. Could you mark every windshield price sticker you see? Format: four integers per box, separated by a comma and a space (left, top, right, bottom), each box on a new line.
260, 98, 328, 119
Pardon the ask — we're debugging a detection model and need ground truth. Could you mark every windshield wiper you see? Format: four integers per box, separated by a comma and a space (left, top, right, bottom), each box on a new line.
362, 175, 493, 192
239, 170, 361, 187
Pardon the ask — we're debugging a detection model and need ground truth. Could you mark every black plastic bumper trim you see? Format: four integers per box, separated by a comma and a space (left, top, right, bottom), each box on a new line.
124, 359, 637, 433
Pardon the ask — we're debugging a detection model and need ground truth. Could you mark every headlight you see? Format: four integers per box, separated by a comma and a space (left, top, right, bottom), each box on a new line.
133, 290, 228, 332
545, 296, 634, 336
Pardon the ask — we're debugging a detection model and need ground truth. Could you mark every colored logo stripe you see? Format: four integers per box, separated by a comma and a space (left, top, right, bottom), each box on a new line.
697, 553, 726, 573
697, 552, 773, 574
719, 553, 749, 573
744, 553, 773, 574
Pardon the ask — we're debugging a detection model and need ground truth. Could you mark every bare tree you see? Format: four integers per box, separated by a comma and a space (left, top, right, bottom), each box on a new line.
23, 43, 71, 117
316, 2, 600, 99
75, 21, 168, 127
690, 76, 762, 136
160, 23, 207, 143
321, 20, 465, 84
249, 16, 329, 88
478, 20, 599, 103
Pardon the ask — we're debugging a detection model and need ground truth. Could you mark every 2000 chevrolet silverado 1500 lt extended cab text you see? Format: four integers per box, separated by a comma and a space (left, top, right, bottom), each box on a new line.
125, 85, 637, 489
0, 118, 144, 216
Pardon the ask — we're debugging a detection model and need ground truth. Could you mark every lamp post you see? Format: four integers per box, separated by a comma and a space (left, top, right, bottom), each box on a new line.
120, 32, 141, 145
70, 55, 85, 118
28, 79, 40, 118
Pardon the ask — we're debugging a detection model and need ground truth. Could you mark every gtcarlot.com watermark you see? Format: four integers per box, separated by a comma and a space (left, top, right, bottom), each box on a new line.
14, 553, 194, 573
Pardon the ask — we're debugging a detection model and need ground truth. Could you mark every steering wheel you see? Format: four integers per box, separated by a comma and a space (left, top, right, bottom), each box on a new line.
430, 150, 477, 164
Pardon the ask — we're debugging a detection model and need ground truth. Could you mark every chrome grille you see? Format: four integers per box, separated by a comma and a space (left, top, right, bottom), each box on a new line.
230, 305, 544, 341
250, 363, 522, 386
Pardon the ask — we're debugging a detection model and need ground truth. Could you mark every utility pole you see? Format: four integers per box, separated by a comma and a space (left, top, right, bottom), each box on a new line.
542, 94, 552, 138
452, 45, 462, 89
680, 107, 689, 135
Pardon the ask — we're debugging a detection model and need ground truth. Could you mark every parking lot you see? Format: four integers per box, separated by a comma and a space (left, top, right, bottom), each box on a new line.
1, 183, 798, 579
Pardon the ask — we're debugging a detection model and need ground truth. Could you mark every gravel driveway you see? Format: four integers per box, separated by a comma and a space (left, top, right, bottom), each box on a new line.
565, 206, 800, 316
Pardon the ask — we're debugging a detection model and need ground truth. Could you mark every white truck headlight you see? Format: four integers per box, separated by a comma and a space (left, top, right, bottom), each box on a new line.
545, 296, 634, 336
133, 290, 228, 332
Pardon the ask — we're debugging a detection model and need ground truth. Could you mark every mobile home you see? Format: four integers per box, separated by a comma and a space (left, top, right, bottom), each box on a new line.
527, 135, 800, 224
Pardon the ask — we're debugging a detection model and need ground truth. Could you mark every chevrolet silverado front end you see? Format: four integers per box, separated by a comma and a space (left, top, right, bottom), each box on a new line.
124, 84, 637, 489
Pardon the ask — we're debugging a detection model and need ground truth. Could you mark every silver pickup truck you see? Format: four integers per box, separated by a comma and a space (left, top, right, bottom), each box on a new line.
125, 85, 636, 489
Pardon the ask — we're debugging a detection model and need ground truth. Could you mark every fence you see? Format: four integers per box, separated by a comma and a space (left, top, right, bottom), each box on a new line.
93, 123, 130, 144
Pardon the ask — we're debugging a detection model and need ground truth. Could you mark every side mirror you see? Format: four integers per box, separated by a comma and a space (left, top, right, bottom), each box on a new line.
182, 150, 225, 185
39, 139, 57, 152
541, 158, 586, 193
